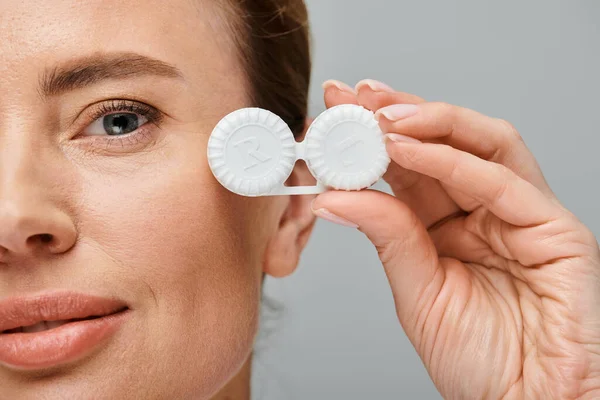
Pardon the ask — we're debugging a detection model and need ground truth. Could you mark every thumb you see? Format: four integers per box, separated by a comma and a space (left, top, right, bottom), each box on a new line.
312, 189, 442, 340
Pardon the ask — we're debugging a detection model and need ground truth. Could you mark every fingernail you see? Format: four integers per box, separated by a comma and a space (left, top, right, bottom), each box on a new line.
375, 104, 419, 122
386, 133, 422, 144
356, 79, 395, 93
311, 202, 359, 228
322, 79, 355, 94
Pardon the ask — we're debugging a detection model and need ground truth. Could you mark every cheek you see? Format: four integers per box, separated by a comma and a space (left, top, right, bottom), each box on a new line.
74, 136, 265, 396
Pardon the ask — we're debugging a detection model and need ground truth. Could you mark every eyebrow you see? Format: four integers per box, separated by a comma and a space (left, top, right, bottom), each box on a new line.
39, 52, 184, 97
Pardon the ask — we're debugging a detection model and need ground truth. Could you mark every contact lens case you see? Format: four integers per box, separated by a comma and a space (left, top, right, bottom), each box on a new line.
207, 104, 390, 197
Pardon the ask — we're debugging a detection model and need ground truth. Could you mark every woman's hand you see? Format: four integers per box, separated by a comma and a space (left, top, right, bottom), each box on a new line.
312, 79, 600, 399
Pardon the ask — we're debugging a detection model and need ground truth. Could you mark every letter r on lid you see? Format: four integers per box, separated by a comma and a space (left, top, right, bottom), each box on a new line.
234, 136, 272, 171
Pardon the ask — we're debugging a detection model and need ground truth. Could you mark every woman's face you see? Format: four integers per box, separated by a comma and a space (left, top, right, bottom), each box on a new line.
0, 0, 314, 398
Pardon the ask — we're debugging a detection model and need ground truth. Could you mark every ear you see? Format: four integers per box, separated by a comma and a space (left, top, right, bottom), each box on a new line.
263, 118, 317, 278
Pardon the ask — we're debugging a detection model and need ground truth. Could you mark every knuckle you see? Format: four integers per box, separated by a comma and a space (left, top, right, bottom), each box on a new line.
377, 240, 401, 265
430, 102, 456, 122
441, 145, 461, 181
583, 229, 600, 252
488, 165, 513, 206
376, 213, 422, 265
399, 145, 426, 166
428, 102, 460, 138
431, 101, 454, 114
496, 118, 524, 143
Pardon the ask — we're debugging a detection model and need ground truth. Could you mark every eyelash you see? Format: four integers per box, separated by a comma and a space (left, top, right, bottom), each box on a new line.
79, 99, 164, 150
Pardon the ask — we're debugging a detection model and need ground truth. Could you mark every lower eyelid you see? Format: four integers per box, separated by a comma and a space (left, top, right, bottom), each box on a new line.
72, 125, 158, 155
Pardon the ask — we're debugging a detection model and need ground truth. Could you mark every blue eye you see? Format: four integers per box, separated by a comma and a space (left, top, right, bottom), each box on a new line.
84, 113, 149, 136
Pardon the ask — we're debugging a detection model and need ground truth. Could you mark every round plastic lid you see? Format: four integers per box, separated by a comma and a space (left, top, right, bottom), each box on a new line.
304, 104, 390, 191
207, 108, 296, 197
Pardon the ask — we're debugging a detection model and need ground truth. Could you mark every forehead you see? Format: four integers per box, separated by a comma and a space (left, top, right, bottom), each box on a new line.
0, 0, 237, 82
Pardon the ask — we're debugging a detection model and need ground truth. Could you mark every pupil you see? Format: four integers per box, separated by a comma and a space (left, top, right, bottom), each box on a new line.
103, 113, 139, 135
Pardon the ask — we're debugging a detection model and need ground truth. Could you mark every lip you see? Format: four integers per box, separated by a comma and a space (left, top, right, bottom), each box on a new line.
0, 292, 129, 370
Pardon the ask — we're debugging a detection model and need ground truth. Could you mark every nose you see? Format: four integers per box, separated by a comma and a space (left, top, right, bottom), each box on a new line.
0, 200, 77, 258
0, 143, 77, 261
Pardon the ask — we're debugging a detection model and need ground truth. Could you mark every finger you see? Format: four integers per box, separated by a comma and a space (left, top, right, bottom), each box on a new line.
321, 80, 463, 230
311, 190, 443, 338
355, 79, 426, 110
375, 102, 554, 198
382, 162, 462, 229
353, 79, 461, 228
429, 204, 594, 269
426, 214, 519, 268
385, 138, 563, 227
322, 80, 358, 109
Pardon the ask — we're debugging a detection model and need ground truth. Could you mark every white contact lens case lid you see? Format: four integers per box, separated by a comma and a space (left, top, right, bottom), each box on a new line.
207, 104, 390, 197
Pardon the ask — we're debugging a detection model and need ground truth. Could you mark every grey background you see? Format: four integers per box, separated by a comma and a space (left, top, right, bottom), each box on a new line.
252, 1, 600, 399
